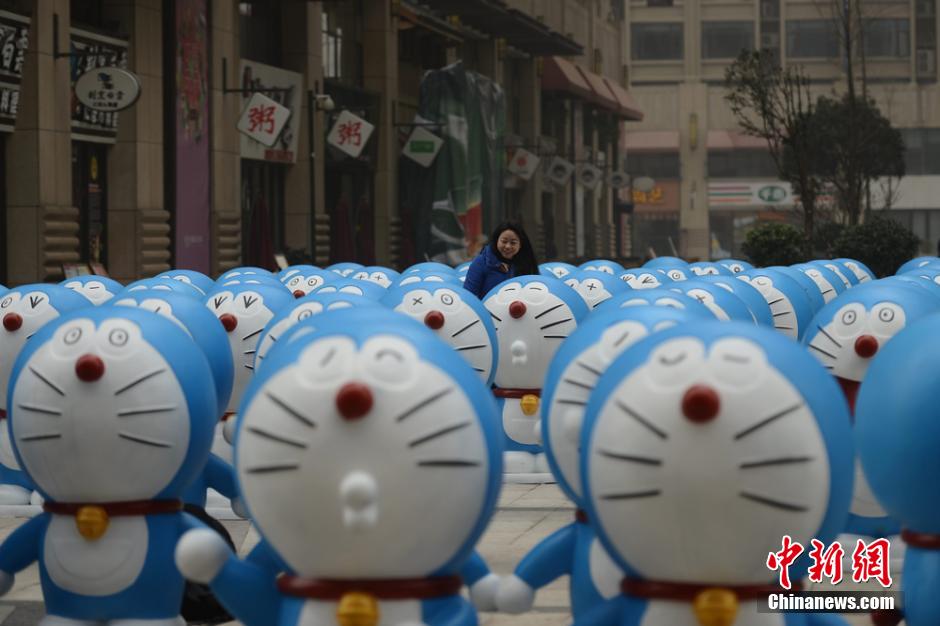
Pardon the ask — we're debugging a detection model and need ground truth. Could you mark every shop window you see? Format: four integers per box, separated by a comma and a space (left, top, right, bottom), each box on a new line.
626, 152, 680, 180
631, 23, 683, 61
786, 20, 839, 58
240, 1, 281, 65
863, 19, 911, 58
702, 22, 755, 59
901, 128, 940, 175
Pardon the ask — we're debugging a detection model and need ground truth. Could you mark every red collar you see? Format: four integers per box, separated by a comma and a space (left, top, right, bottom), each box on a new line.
492, 388, 541, 399
221, 411, 236, 422
0, 409, 6, 420
43, 499, 183, 517
575, 509, 589, 524
902, 529, 940, 549
621, 577, 801, 602
276, 575, 463, 600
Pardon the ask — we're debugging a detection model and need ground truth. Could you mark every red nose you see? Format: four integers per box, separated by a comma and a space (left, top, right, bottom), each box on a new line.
292, 289, 305, 299
75, 354, 105, 382
424, 310, 445, 330
335, 382, 373, 421
2, 313, 22, 332
509, 301, 527, 319
681, 385, 721, 423
219, 313, 238, 333
854, 335, 879, 359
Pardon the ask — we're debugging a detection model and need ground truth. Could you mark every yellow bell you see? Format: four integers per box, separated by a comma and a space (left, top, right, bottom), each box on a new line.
75, 506, 109, 541
520, 394, 539, 416
336, 591, 379, 626
692, 588, 739, 626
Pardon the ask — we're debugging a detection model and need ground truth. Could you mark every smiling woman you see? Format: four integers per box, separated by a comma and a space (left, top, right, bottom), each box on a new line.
464, 222, 540, 299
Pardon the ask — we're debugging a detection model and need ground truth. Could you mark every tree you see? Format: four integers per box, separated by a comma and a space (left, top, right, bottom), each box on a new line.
833, 214, 919, 277
725, 50, 823, 249
741, 222, 807, 267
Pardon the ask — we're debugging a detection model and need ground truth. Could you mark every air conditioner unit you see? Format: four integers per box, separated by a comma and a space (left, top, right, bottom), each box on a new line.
917, 49, 936, 75
760, 33, 780, 50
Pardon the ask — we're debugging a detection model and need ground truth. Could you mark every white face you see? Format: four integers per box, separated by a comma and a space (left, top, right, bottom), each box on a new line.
586, 336, 830, 583
547, 267, 571, 279
255, 300, 355, 368
64, 281, 115, 305
162, 275, 206, 296
285, 274, 329, 297
663, 268, 688, 282
621, 273, 662, 289
352, 271, 393, 288
12, 318, 190, 502
113, 298, 191, 336
485, 282, 579, 389
724, 263, 746, 274
823, 265, 852, 290
279, 270, 302, 284
238, 335, 490, 578
206, 291, 276, 412
806, 302, 905, 383
690, 266, 718, 277
395, 289, 494, 383
583, 265, 615, 275
801, 269, 837, 303
738, 276, 798, 338
0, 292, 63, 412
844, 262, 872, 283
678, 288, 729, 321
332, 268, 357, 277
564, 277, 613, 310
620, 296, 689, 311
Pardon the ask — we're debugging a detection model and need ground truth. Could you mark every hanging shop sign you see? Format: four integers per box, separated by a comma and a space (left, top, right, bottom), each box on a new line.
508, 148, 540, 181
239, 60, 302, 163
402, 125, 443, 168
708, 181, 796, 209
237, 92, 291, 147
0, 11, 29, 132
327, 109, 375, 159
70, 27, 130, 142
577, 164, 603, 191
75, 67, 141, 112
547, 156, 575, 187
608, 171, 630, 189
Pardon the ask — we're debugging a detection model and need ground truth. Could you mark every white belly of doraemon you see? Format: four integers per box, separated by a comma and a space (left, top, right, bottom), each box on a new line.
502, 399, 539, 446
297, 598, 424, 626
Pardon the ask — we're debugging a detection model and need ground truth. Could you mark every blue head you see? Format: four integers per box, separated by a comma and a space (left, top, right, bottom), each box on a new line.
456, 262, 471, 275
581, 322, 853, 583
382, 282, 498, 387
9, 307, 216, 502
308, 278, 389, 301
393, 271, 463, 289
834, 258, 875, 284
668, 280, 755, 322
689, 262, 735, 278
767, 266, 826, 313
718, 259, 754, 274
643, 256, 689, 270
217, 266, 274, 283
806, 260, 855, 290
739, 269, 815, 340
700, 275, 774, 326
896, 256, 940, 276
215, 274, 288, 293
350, 266, 402, 289
856, 313, 940, 534
282, 267, 338, 298
578, 259, 624, 276
542, 306, 703, 505
879, 274, 940, 302
539, 262, 578, 279
326, 262, 365, 277
618, 268, 673, 290
563, 269, 630, 310
155, 269, 215, 296
234, 308, 502, 579
792, 263, 847, 305
403, 262, 456, 276
597, 288, 717, 321
277, 265, 316, 284
122, 277, 206, 300
60, 275, 124, 305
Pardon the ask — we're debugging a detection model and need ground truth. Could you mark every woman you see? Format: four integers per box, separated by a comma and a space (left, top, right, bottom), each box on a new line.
464, 222, 539, 299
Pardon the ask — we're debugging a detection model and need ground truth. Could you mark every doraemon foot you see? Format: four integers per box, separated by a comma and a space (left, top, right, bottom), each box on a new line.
0, 485, 30, 505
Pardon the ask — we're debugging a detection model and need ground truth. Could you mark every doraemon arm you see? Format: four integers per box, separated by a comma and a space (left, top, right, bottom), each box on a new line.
422, 594, 477, 626
245, 538, 289, 574
461, 550, 500, 611
176, 528, 282, 626
0, 465, 33, 490
203, 453, 239, 501
496, 524, 576, 613
0, 515, 47, 594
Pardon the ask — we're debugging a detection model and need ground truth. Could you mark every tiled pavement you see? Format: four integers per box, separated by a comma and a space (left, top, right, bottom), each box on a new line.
0, 485, 886, 625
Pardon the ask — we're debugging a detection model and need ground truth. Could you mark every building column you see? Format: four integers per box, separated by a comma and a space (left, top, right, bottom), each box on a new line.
6, 0, 75, 284
516, 57, 543, 256
678, 82, 709, 260
362, 1, 398, 266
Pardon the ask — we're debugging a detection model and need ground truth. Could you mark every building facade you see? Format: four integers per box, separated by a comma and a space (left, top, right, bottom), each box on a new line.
622, 0, 940, 259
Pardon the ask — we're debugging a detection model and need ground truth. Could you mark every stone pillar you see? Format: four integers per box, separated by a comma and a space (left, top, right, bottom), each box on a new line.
678, 82, 709, 260
6, 0, 75, 284
362, 1, 398, 266
104, 0, 166, 282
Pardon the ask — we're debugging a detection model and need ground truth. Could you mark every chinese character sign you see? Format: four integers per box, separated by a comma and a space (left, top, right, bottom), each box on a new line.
236, 92, 291, 148
767, 536, 892, 589
327, 110, 375, 159
239, 60, 302, 163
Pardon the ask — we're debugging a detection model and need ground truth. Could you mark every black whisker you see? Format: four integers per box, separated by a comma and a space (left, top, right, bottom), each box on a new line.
577, 361, 603, 377
266, 391, 316, 428
243, 349, 257, 355
395, 388, 454, 422
118, 432, 173, 448
451, 319, 480, 338
246, 463, 300, 474
117, 405, 177, 417
616, 400, 668, 439
740, 456, 813, 469
455, 344, 486, 351
321, 347, 336, 367
563, 378, 594, 391
767, 297, 785, 306
244, 363, 255, 370
808, 344, 837, 359
601, 489, 661, 501
28, 366, 65, 396
534, 303, 564, 319
269, 334, 279, 343
241, 328, 264, 342
772, 311, 792, 318
472, 367, 485, 372
775, 325, 795, 330
599, 450, 662, 466
823, 364, 834, 369
734, 403, 804, 440
417, 460, 481, 467
540, 318, 572, 331
114, 369, 166, 395
613, 331, 631, 348
16, 403, 62, 416
816, 325, 843, 348
557, 398, 587, 406
739, 491, 809, 512
409, 422, 471, 448
543, 335, 568, 339
19, 433, 61, 442
247, 426, 308, 449
489, 312, 502, 322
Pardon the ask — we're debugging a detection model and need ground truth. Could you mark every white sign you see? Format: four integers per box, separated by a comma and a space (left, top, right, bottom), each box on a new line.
578, 164, 603, 191
708, 181, 795, 209
547, 157, 575, 186
237, 92, 291, 148
75, 67, 140, 112
327, 109, 375, 159
402, 125, 443, 168
609, 171, 630, 189
239, 60, 302, 163
508, 148, 540, 181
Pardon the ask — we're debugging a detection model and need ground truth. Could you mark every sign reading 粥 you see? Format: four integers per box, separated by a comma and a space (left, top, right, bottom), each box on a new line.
327, 109, 375, 159
75, 67, 141, 112
237, 92, 291, 148
239, 60, 302, 163
508, 148, 540, 181
402, 125, 443, 168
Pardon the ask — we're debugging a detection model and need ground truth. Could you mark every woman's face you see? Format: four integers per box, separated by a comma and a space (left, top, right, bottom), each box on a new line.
497, 230, 521, 260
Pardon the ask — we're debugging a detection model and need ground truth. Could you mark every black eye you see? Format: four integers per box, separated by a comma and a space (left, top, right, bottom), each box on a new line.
441, 293, 454, 305
878, 308, 894, 322
0, 296, 11, 308
109, 329, 128, 346
298, 309, 314, 320
659, 352, 686, 366
376, 349, 403, 362
64, 327, 82, 345
842, 310, 857, 325
307, 278, 319, 287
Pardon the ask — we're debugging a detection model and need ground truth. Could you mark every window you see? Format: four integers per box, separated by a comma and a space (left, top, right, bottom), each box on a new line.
901, 128, 940, 175
702, 22, 755, 59
707, 150, 778, 178
863, 19, 911, 58
322, 12, 343, 79
786, 20, 839, 58
626, 152, 681, 179
631, 23, 684, 61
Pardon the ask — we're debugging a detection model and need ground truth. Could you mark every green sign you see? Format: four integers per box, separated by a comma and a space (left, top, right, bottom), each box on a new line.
409, 140, 435, 154
758, 185, 787, 203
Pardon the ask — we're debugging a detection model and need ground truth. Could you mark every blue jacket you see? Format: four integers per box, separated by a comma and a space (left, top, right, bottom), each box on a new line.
464, 245, 515, 299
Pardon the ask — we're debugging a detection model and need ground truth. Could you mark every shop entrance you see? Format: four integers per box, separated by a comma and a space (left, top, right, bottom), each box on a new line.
240, 160, 284, 270
71, 141, 108, 268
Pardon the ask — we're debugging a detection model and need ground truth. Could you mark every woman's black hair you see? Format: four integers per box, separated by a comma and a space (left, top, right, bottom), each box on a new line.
489, 221, 539, 277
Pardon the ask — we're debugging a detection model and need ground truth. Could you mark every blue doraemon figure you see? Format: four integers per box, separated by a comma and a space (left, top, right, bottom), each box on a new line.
61, 276, 124, 305
791, 263, 847, 305
564, 270, 629, 310
122, 277, 206, 300
325, 262, 364, 277
281, 267, 337, 298
598, 288, 716, 320
175, 308, 503, 626
403, 261, 457, 277
718, 259, 754, 274
217, 266, 274, 283
307, 278, 389, 301
155, 270, 215, 296
768, 266, 826, 314
856, 314, 940, 626
579, 260, 624, 276
700, 275, 774, 326
667, 280, 755, 322
642, 256, 688, 271
689, 261, 735, 277
808, 261, 855, 290
739, 268, 815, 339
383, 283, 498, 387
540, 262, 578, 279
577, 322, 854, 626
484, 275, 588, 476
394, 271, 463, 289
350, 266, 402, 289
896, 256, 939, 275
834, 258, 875, 284
0, 307, 217, 624
496, 306, 702, 619
0, 285, 90, 504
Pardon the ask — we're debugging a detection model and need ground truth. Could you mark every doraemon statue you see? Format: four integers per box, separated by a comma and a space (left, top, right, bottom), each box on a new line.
350, 266, 402, 288
577, 322, 854, 626
0, 285, 89, 504
564, 270, 629, 310
483, 276, 588, 476
217, 274, 289, 293
155, 270, 215, 296
579, 260, 624, 276
807, 261, 854, 290
642, 256, 689, 270
767, 266, 826, 314
282, 267, 338, 298
217, 266, 274, 283
540, 262, 578, 279
122, 277, 206, 300
496, 306, 701, 619
308, 278, 388, 301
325, 262, 364, 277
700, 275, 774, 326
403, 262, 457, 277
0, 307, 217, 624
61, 276, 124, 305
738, 269, 815, 339
175, 308, 503, 626
689, 262, 735, 277
856, 313, 940, 626
394, 272, 463, 289
896, 256, 939, 275
668, 280, 755, 322
834, 258, 875, 284
598, 289, 716, 321
791, 263, 846, 304
718, 259, 754, 274
383, 283, 498, 386
618, 269, 671, 290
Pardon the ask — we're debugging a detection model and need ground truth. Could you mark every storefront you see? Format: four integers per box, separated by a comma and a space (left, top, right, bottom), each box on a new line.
0, 9, 28, 283
632, 180, 681, 259
708, 181, 800, 258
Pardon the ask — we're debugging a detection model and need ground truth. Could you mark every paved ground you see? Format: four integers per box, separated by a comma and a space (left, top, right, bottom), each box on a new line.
0, 484, 890, 625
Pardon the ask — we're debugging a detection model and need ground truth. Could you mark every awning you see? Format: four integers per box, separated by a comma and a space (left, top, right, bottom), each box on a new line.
541, 57, 593, 100
707, 130, 770, 150
624, 130, 680, 152
396, 2, 470, 42
601, 76, 644, 121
